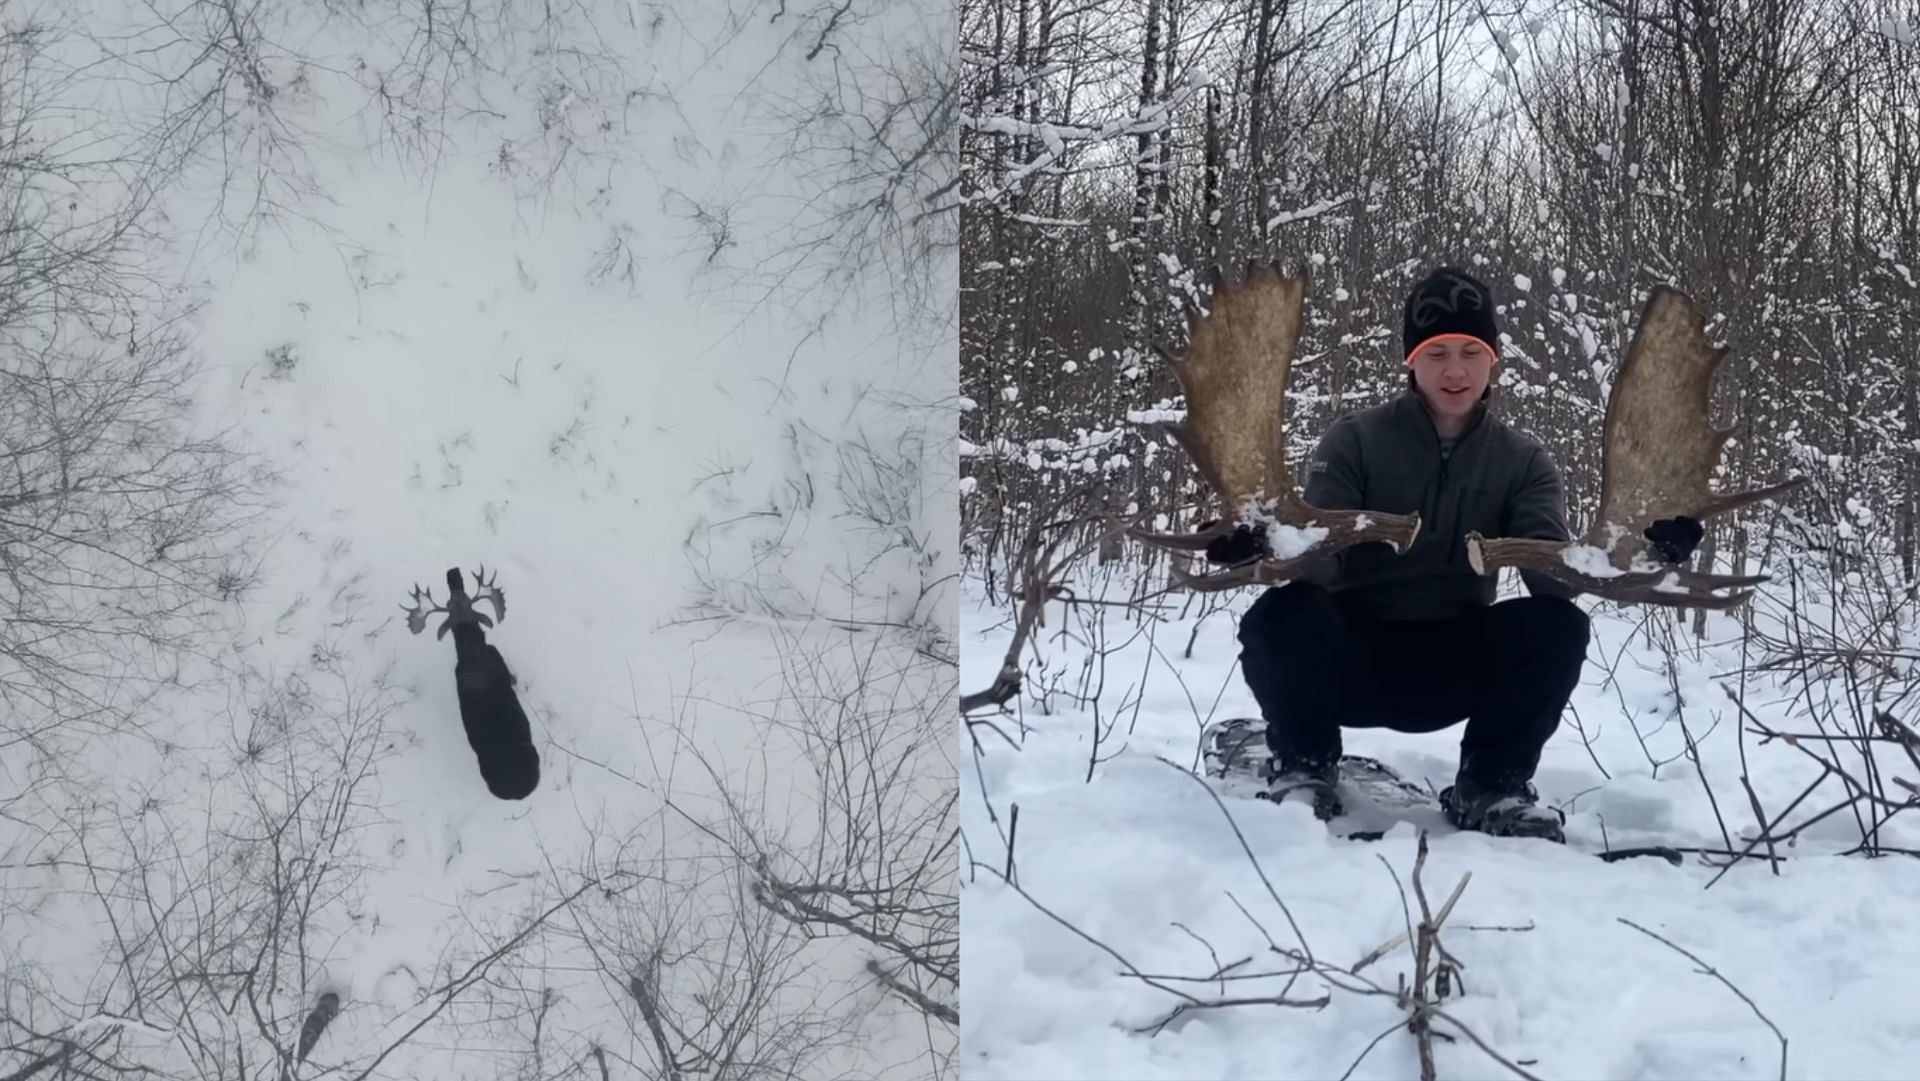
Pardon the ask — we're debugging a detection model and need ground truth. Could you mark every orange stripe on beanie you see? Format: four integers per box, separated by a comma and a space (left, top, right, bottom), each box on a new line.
1404, 333, 1500, 366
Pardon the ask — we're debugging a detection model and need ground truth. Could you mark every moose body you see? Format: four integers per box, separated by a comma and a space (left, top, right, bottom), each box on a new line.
448, 619, 540, 799
405, 567, 540, 800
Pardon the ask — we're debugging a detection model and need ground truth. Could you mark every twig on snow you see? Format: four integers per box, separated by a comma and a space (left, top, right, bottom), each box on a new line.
1617, 917, 1788, 1081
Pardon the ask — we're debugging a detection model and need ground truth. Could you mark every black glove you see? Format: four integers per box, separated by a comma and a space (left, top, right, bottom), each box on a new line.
1642, 516, 1704, 564
1201, 519, 1271, 566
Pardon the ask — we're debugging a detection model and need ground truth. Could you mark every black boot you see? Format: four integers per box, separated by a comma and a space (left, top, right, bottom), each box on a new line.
1261, 756, 1344, 820
1439, 770, 1565, 842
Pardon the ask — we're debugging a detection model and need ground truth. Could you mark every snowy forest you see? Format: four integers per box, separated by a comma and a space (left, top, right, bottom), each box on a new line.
2, 0, 956, 1078
959, 0, 1919, 597
957, 1, 1920, 1077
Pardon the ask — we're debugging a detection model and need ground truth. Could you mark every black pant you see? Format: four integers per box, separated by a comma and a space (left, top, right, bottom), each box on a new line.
1235, 582, 1591, 787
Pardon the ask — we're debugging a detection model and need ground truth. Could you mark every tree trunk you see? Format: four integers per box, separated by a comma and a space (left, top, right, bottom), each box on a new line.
1106, 0, 1164, 564
1246, 0, 1277, 245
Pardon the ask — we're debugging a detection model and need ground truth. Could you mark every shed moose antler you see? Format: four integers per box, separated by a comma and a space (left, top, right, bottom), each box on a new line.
1463, 285, 1804, 609
1131, 262, 1422, 591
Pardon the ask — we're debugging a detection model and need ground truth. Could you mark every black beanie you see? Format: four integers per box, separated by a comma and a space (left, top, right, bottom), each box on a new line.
1402, 266, 1501, 359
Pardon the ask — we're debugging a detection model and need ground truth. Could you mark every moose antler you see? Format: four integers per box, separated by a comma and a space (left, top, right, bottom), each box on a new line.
401, 584, 446, 635
402, 566, 509, 637
467, 564, 507, 625
1132, 261, 1422, 591
1463, 286, 1804, 609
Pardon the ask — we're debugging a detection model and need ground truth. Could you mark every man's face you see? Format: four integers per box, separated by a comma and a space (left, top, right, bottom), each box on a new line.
1408, 335, 1495, 420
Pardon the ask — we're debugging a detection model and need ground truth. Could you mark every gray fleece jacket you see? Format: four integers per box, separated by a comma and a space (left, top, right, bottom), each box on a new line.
1297, 388, 1575, 621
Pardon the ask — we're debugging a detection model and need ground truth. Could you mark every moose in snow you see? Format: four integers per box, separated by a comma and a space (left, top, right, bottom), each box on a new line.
402, 566, 540, 800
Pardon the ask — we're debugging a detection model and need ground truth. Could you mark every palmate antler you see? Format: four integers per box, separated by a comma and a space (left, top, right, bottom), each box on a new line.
1464, 286, 1804, 609
1131, 262, 1422, 591
402, 565, 509, 637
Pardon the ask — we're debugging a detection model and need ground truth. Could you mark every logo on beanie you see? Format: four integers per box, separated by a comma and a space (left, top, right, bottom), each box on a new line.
1402, 267, 1500, 359
1408, 271, 1488, 330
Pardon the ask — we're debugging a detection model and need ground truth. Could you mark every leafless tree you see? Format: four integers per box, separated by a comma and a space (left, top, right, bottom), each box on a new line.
660, 406, 958, 1081
0, 658, 590, 1078
615, 11, 962, 1067
652, 0, 959, 370
0, 14, 275, 824
66, 0, 643, 248
540, 821, 866, 1080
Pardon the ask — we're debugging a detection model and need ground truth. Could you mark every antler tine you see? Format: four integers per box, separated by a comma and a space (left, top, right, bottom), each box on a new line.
1130, 261, 1422, 589
1464, 285, 1803, 610
1687, 476, 1807, 524
1165, 554, 1340, 593
1465, 532, 1772, 609
1585, 575, 1762, 611
400, 584, 444, 635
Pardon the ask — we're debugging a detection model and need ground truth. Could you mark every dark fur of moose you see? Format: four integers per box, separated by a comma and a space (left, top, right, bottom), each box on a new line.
402, 566, 540, 800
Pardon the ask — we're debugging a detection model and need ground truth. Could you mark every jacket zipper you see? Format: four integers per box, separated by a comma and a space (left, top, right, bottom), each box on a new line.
1423, 400, 1483, 493
1412, 395, 1484, 565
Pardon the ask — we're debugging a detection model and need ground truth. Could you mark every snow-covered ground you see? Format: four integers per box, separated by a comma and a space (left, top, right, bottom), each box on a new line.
2, 2, 954, 1077
959, 569, 1920, 1080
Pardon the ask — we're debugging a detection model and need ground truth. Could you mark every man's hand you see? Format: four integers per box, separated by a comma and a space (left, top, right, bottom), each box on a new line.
1642, 516, 1705, 564
1200, 519, 1270, 566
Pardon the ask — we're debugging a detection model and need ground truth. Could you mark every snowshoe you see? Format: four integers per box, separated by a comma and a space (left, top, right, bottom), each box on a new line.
1200, 715, 1270, 778
1199, 718, 1686, 861
1199, 717, 1443, 838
